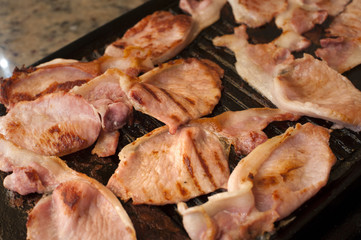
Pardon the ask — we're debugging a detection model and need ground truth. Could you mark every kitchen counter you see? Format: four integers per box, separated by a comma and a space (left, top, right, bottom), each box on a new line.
0, 0, 149, 78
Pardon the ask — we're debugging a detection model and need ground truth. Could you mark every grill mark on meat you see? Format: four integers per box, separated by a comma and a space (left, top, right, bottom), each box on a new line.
10, 92, 35, 104
256, 176, 280, 187
280, 165, 303, 182
176, 182, 190, 197
184, 97, 196, 105
159, 88, 190, 115
130, 91, 144, 105
170, 114, 181, 122
61, 185, 81, 213
40, 128, 87, 155
187, 131, 217, 189
214, 151, 226, 174
37, 80, 88, 97
183, 154, 203, 193
0, 66, 36, 105
141, 84, 161, 102
24, 169, 42, 183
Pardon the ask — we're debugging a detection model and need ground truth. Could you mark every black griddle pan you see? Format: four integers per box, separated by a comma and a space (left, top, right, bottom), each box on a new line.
1, 0, 361, 239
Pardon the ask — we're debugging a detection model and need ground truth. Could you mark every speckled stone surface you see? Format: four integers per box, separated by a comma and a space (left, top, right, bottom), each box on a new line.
0, 0, 149, 77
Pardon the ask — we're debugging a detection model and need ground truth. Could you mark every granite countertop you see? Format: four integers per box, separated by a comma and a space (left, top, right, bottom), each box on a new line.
0, 0, 149, 78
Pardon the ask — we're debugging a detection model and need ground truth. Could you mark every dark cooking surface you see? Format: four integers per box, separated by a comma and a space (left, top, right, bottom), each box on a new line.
1, 0, 361, 239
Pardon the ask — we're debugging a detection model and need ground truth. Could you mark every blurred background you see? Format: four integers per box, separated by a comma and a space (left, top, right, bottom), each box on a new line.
0, 0, 149, 78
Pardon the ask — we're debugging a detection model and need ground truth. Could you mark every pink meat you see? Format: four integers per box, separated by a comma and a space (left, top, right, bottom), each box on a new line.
0, 92, 101, 156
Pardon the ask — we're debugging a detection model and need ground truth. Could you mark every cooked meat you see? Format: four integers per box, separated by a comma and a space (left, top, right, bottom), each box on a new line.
274, 0, 349, 52
178, 182, 278, 240
120, 58, 223, 134
70, 69, 133, 132
178, 123, 335, 240
273, 54, 361, 132
0, 136, 136, 240
105, 11, 194, 65
272, 31, 311, 52
179, 0, 227, 38
0, 59, 101, 109
0, 92, 101, 156
197, 108, 299, 155
228, 123, 335, 218
316, 37, 361, 73
107, 108, 298, 205
107, 125, 230, 205
91, 130, 120, 157
97, 48, 154, 77
27, 180, 136, 240
316, 0, 361, 73
214, 26, 361, 132
227, 0, 287, 28
213, 25, 294, 102
0, 135, 78, 194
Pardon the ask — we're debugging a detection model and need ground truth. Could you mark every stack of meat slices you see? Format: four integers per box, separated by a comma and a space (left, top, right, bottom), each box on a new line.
0, 0, 353, 239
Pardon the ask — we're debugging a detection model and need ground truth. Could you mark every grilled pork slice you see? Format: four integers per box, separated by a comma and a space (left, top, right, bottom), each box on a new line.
178, 123, 336, 240
316, 0, 361, 73
105, 11, 194, 66
214, 26, 361, 132
273, 0, 349, 52
120, 58, 223, 134
0, 59, 101, 109
107, 108, 298, 205
227, 0, 287, 28
0, 136, 136, 240
0, 92, 101, 156
273, 54, 361, 132
108, 125, 230, 205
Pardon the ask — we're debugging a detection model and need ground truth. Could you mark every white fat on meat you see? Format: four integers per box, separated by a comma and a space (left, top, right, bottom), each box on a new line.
0, 136, 136, 240
0, 60, 101, 109
178, 123, 335, 240
273, 54, 361, 132
119, 58, 223, 134
316, 0, 361, 73
273, 0, 349, 52
105, 11, 194, 66
0, 92, 101, 156
226, 0, 287, 28
107, 108, 298, 205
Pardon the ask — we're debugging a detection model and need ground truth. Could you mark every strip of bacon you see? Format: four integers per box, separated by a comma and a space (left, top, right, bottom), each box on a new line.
178, 123, 335, 240
0, 136, 136, 240
119, 58, 223, 134
0, 92, 101, 156
107, 108, 298, 205
316, 0, 361, 73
